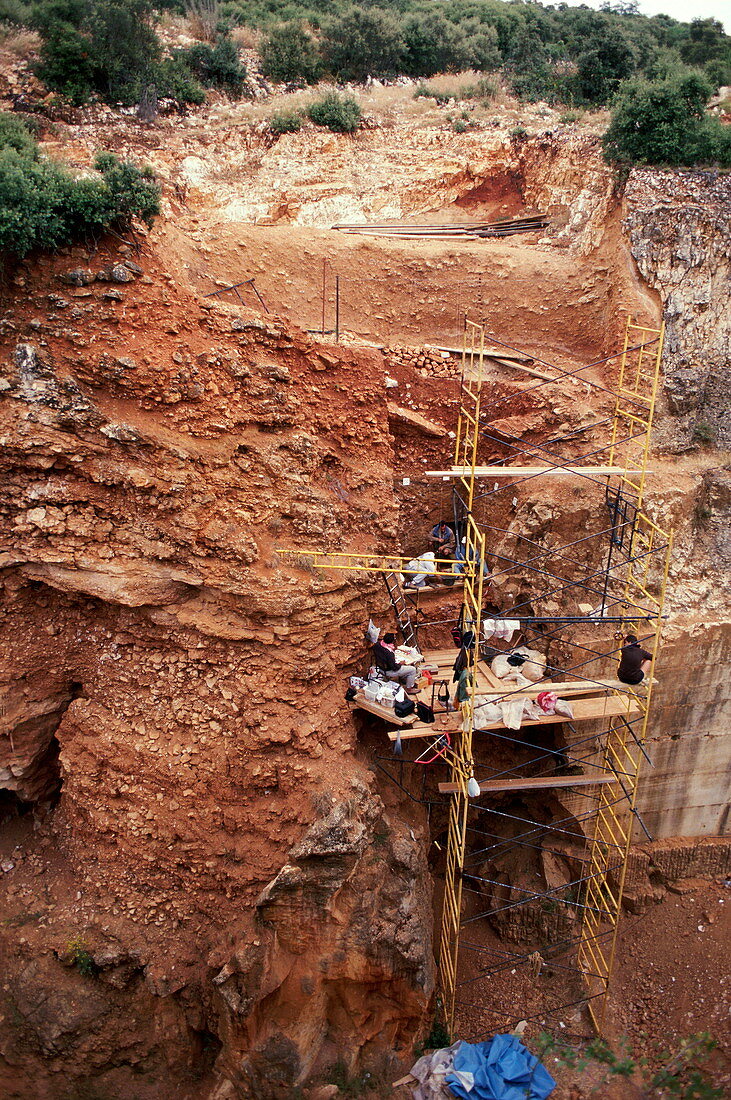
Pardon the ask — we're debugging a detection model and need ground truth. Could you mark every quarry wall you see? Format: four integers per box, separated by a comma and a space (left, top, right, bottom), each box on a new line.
0, 121, 729, 1095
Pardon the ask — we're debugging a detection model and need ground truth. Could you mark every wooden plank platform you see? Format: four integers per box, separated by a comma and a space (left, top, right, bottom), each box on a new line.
426, 465, 637, 479
476, 677, 654, 699
350, 692, 416, 726
404, 579, 465, 600
438, 773, 615, 794
388, 695, 640, 740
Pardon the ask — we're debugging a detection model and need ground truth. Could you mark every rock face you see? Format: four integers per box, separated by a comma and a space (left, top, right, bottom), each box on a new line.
210, 786, 433, 1096
0, 244, 433, 1097
624, 170, 731, 446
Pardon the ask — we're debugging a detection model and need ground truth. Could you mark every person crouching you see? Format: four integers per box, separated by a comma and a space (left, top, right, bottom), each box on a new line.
617, 633, 653, 685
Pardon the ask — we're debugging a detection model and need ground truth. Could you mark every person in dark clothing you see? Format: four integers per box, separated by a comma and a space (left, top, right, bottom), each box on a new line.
373, 632, 419, 692
617, 634, 652, 685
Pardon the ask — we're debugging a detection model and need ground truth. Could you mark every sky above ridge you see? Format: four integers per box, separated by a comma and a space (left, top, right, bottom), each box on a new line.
537, 0, 729, 33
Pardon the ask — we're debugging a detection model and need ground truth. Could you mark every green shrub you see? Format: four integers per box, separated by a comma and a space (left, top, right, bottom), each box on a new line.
155, 55, 206, 104
320, 7, 403, 83
34, 0, 163, 105
269, 107, 303, 133
575, 27, 634, 105
176, 35, 246, 93
413, 84, 456, 106
65, 937, 96, 977
401, 12, 472, 78
307, 92, 361, 132
0, 121, 160, 258
259, 21, 321, 84
0, 112, 38, 158
603, 70, 731, 166
31, 0, 205, 106
0, 0, 33, 24
692, 419, 716, 445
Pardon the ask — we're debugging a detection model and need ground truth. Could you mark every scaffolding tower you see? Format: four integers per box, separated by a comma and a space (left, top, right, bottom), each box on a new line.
278, 314, 672, 1043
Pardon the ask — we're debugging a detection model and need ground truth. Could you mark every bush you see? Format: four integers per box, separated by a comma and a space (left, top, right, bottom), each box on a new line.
259, 21, 320, 84
155, 55, 206, 104
176, 35, 246, 93
602, 71, 731, 166
31, 0, 205, 106
65, 936, 96, 977
320, 7, 403, 83
0, 112, 38, 158
307, 91, 361, 132
0, 119, 160, 258
269, 107, 302, 133
575, 27, 634, 105
413, 84, 457, 106
33, 0, 162, 105
401, 13, 472, 78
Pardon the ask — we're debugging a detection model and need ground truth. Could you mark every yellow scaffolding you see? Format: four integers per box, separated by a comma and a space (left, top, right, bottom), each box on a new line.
607, 318, 665, 510
275, 314, 672, 1043
577, 512, 672, 1031
435, 316, 671, 1040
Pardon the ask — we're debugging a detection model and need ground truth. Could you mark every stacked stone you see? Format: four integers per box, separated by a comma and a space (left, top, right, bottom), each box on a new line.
385, 345, 461, 378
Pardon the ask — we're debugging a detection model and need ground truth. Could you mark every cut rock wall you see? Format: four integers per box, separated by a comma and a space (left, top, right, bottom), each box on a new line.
0, 243, 433, 1097
624, 170, 731, 447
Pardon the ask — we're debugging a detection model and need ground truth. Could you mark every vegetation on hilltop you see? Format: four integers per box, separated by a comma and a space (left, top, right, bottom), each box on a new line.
0, 0, 729, 167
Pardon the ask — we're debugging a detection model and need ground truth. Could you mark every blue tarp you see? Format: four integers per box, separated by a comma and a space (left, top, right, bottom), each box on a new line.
445, 1035, 556, 1100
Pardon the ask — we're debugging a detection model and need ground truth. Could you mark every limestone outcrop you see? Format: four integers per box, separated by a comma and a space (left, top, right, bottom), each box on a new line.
624, 170, 731, 447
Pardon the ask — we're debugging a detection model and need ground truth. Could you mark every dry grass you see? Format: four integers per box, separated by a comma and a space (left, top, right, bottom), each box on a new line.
0, 28, 41, 58
185, 0, 220, 43
230, 25, 261, 50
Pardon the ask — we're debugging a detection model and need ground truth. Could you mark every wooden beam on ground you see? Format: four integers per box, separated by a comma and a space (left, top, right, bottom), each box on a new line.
438, 774, 615, 794
425, 465, 637, 479
485, 354, 559, 382
432, 345, 534, 364
476, 678, 654, 699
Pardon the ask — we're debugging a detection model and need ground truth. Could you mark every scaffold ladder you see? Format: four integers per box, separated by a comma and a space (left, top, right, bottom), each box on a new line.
607, 318, 664, 510
438, 320, 488, 1037
384, 571, 418, 647
578, 512, 672, 1031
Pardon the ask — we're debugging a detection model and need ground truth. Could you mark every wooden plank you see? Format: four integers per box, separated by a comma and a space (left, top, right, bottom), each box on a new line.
438, 774, 615, 794
405, 579, 465, 598
387, 695, 640, 740
485, 355, 559, 382
425, 465, 637, 479
433, 345, 534, 364
476, 678, 654, 699
350, 693, 417, 726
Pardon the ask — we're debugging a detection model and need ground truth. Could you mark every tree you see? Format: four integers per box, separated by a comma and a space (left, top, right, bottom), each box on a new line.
321, 7, 403, 83
259, 22, 321, 84
576, 26, 635, 104
401, 13, 473, 77
33, 0, 161, 104
177, 36, 247, 94
602, 71, 730, 167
